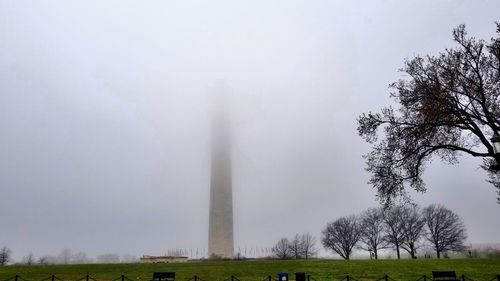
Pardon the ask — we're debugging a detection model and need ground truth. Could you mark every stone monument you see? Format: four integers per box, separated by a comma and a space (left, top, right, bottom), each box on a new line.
208, 83, 234, 258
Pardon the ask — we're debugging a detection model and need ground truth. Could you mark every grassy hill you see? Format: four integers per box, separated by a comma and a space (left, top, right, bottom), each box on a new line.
1, 259, 500, 281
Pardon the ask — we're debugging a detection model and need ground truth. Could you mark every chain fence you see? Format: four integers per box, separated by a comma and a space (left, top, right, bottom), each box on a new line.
3, 274, 500, 281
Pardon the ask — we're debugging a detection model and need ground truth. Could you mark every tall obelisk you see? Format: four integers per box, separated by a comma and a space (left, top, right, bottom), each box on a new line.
208, 83, 234, 258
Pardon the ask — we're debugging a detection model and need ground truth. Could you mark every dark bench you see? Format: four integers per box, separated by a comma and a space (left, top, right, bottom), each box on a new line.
432, 271, 457, 281
152, 272, 175, 281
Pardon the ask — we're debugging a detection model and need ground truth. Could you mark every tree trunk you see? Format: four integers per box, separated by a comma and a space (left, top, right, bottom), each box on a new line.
410, 243, 416, 259
396, 245, 401, 259
436, 250, 441, 259
374, 249, 378, 260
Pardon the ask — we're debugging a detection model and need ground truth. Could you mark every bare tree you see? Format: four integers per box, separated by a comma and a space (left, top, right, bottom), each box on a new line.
357, 23, 500, 205
423, 204, 467, 258
301, 233, 318, 260
288, 234, 304, 259
322, 215, 361, 260
400, 206, 426, 258
272, 238, 291, 260
0, 246, 12, 266
359, 207, 387, 259
58, 248, 72, 264
72, 251, 92, 264
38, 256, 48, 265
383, 206, 405, 259
22, 252, 35, 265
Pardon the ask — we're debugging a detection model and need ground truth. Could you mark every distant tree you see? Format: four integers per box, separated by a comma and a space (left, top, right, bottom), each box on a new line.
400, 206, 426, 258
96, 253, 120, 264
58, 248, 72, 264
357, 23, 500, 205
38, 256, 48, 265
383, 206, 405, 259
288, 234, 304, 259
301, 232, 318, 260
322, 215, 361, 260
359, 207, 387, 259
0, 246, 12, 265
272, 238, 291, 260
72, 251, 92, 264
22, 252, 35, 265
423, 204, 467, 258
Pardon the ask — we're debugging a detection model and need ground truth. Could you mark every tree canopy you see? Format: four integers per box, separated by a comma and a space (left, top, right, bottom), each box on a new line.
322, 215, 361, 260
423, 204, 467, 258
358, 23, 500, 204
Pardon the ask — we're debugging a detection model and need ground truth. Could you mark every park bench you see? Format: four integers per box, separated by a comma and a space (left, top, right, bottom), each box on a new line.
432, 271, 458, 281
152, 272, 176, 281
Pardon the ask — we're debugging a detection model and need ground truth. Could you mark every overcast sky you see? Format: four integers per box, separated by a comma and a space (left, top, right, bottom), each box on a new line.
1, 0, 500, 261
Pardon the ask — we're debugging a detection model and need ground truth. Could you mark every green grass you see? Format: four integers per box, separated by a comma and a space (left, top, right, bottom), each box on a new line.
1, 259, 499, 281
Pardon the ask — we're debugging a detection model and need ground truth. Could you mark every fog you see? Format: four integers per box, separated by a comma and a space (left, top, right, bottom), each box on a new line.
1, 0, 500, 261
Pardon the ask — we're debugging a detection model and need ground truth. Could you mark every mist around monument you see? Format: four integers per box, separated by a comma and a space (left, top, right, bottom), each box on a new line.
1, 1, 500, 268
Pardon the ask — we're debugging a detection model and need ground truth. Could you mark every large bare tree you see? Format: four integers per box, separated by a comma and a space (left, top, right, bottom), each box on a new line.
357, 23, 500, 205
359, 207, 387, 259
272, 238, 291, 260
383, 206, 405, 259
322, 215, 361, 260
400, 206, 426, 258
0, 246, 12, 266
423, 204, 467, 258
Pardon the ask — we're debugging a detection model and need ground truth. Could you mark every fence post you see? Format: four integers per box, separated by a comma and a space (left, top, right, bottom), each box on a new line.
194, 275, 197, 281
269, 276, 272, 281
347, 275, 350, 281
232, 276, 234, 281
15, 275, 18, 281
307, 275, 310, 281
497, 275, 500, 281
122, 275, 125, 281
385, 275, 388, 281
423, 275, 426, 281
461, 275, 465, 281
86, 275, 89, 281
52, 275, 55, 281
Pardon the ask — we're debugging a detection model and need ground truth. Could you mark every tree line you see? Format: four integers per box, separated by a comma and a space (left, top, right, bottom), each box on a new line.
0, 247, 138, 266
271, 233, 318, 260
321, 204, 467, 259
270, 204, 467, 260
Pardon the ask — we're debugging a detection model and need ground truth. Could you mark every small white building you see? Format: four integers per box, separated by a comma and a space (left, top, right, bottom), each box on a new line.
140, 255, 188, 263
